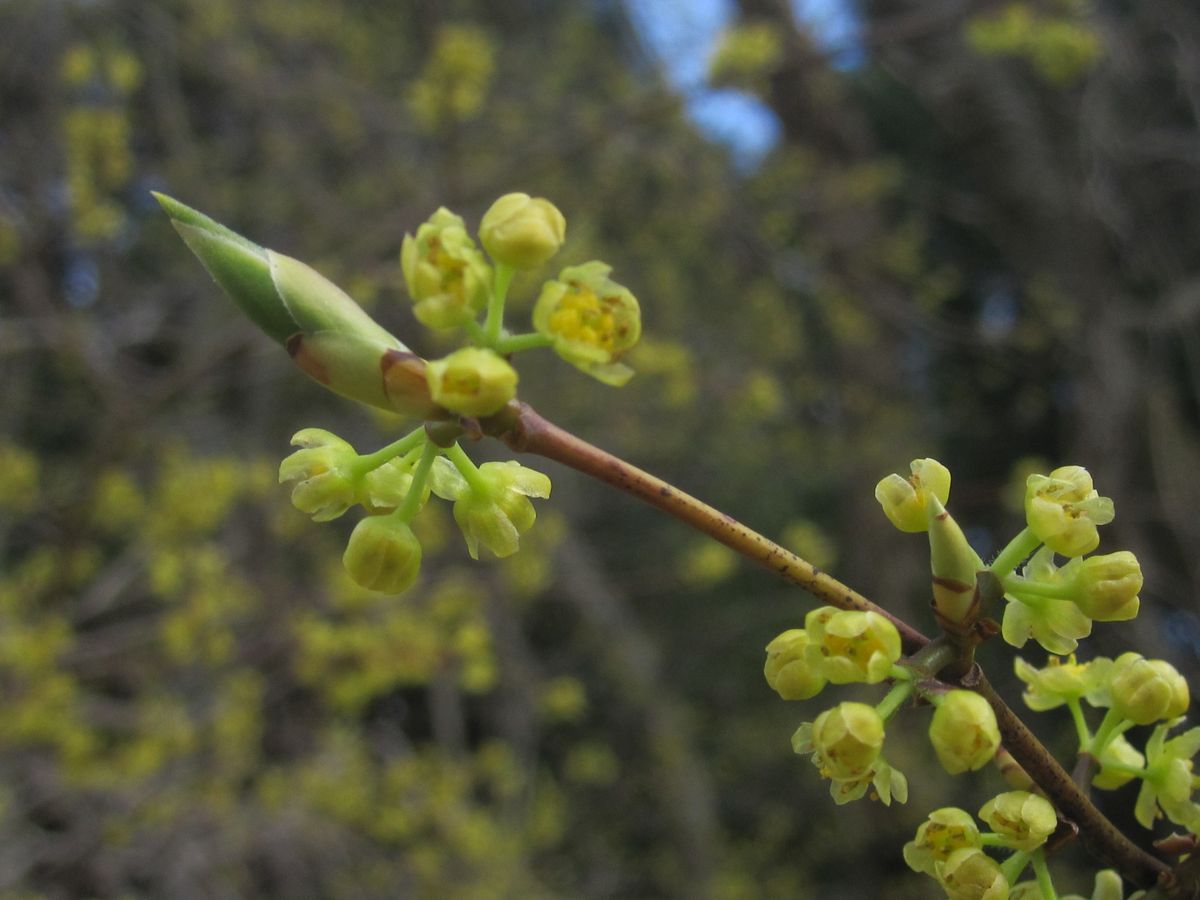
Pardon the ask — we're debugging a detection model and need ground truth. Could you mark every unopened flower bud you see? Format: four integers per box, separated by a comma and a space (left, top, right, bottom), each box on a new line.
342, 515, 422, 593
763, 629, 826, 700
1110, 653, 1188, 725
874, 457, 951, 533
806, 701, 885, 782
804, 607, 901, 685
359, 457, 431, 513
426, 347, 518, 417
978, 791, 1056, 851
903, 807, 981, 876
1025, 466, 1114, 558
1060, 551, 1141, 622
278, 428, 360, 521
936, 848, 1009, 900
401, 207, 492, 328
930, 690, 1001, 775
479, 192, 565, 269
533, 261, 641, 385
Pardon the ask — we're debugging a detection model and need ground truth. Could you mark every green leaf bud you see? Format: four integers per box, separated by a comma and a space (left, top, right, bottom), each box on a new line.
400, 207, 492, 328
156, 194, 440, 418
936, 847, 1009, 900
430, 458, 550, 559
1110, 653, 1189, 725
533, 261, 641, 385
1063, 551, 1142, 622
806, 701, 885, 782
1024, 466, 1114, 557
342, 515, 422, 594
763, 629, 827, 700
874, 457, 951, 533
278, 428, 360, 522
479, 192, 566, 269
903, 807, 982, 876
978, 791, 1057, 851
929, 690, 1001, 775
926, 495, 984, 632
803, 606, 901, 685
425, 347, 518, 417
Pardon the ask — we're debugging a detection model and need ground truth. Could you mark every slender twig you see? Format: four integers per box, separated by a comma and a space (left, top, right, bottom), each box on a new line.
480, 399, 1180, 893
482, 402, 930, 652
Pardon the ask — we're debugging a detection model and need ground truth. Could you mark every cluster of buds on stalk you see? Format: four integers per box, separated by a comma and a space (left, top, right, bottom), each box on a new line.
157, 190, 640, 591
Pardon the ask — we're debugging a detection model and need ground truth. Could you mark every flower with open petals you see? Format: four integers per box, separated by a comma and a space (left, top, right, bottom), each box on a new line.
1014, 654, 1112, 712
874, 457, 951, 533
937, 847, 1009, 900
1134, 720, 1200, 831
804, 607, 901, 685
533, 262, 641, 386
401, 207, 493, 329
903, 807, 981, 876
1003, 548, 1093, 655
1024, 466, 1114, 557
278, 428, 361, 522
978, 791, 1056, 851
1093, 734, 1146, 791
431, 458, 551, 559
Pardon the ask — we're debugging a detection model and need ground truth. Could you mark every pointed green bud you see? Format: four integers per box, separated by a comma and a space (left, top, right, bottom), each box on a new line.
479, 192, 566, 269
1025, 466, 1114, 558
1110, 653, 1189, 725
978, 791, 1057, 851
926, 495, 983, 633
156, 194, 439, 418
875, 457, 951, 533
763, 629, 827, 700
278, 428, 361, 522
425, 347, 518, 417
533, 261, 641, 385
935, 847, 1008, 900
803, 606, 901, 685
401, 207, 492, 328
929, 690, 1001, 775
903, 807, 981, 877
342, 514, 422, 593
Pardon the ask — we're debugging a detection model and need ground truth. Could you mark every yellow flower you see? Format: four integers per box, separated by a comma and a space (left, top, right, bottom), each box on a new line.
533, 262, 641, 385
874, 457, 951, 533
425, 347, 518, 417
1024, 466, 1114, 557
903, 807, 981, 876
401, 207, 492, 328
804, 606, 901, 685
978, 791, 1057, 851
763, 629, 826, 700
479, 192, 565, 269
929, 690, 1001, 775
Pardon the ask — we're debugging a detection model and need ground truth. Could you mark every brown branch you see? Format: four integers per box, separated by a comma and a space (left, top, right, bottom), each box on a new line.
481, 401, 930, 653
480, 399, 1181, 893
